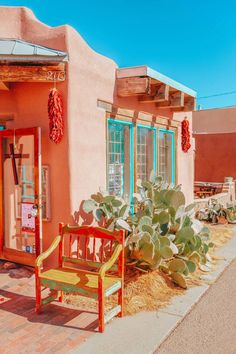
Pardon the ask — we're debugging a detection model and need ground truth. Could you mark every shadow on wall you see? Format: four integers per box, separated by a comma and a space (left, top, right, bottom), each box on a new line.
72, 201, 93, 226
72, 201, 104, 227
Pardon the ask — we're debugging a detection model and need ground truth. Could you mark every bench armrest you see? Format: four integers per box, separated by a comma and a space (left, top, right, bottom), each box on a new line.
35, 235, 61, 267
99, 244, 122, 278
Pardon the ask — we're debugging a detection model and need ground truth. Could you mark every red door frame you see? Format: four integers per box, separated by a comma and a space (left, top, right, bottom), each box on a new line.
0, 127, 42, 267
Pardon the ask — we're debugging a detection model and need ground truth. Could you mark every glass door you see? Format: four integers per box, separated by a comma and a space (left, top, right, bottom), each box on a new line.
0, 127, 42, 267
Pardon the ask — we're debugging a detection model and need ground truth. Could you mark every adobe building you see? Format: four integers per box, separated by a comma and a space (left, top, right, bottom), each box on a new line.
193, 106, 236, 205
0, 6, 196, 266
193, 106, 236, 182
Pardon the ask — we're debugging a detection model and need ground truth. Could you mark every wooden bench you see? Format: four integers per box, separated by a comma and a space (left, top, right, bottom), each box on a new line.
196, 190, 214, 198
35, 223, 125, 332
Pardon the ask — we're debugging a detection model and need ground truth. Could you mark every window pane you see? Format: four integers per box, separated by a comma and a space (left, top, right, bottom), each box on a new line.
158, 130, 174, 183
107, 121, 131, 200
137, 126, 156, 182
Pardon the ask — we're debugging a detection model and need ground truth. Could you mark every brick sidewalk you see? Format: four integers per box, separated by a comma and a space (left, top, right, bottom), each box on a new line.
0, 265, 97, 354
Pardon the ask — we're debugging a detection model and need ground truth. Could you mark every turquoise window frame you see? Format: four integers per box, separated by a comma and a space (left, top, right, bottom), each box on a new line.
0, 125, 5, 131
107, 119, 134, 204
137, 124, 157, 178
158, 128, 175, 184
107, 120, 176, 205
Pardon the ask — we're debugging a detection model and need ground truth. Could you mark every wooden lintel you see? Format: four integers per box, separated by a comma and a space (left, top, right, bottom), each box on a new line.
0, 63, 66, 83
0, 81, 10, 90
117, 77, 150, 97
139, 84, 169, 103
97, 99, 180, 128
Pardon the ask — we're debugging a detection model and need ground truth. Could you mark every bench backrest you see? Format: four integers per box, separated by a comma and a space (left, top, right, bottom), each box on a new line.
58, 223, 125, 276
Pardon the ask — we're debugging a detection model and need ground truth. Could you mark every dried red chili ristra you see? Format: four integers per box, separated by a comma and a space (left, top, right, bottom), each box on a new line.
181, 118, 191, 152
48, 88, 64, 144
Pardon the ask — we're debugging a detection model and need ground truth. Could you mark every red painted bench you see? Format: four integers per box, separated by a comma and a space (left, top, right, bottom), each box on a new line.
35, 223, 125, 332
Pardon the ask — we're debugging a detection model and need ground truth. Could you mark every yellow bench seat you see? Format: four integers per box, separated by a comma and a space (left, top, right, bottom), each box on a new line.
40, 267, 121, 299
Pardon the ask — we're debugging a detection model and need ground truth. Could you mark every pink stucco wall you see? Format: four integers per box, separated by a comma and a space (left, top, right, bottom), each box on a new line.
0, 7, 194, 263
193, 107, 236, 182
174, 111, 194, 204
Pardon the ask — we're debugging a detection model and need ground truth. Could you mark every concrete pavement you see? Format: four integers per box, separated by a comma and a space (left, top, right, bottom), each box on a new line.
156, 257, 236, 354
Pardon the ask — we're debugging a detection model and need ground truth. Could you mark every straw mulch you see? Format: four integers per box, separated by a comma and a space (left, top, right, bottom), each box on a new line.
65, 224, 234, 316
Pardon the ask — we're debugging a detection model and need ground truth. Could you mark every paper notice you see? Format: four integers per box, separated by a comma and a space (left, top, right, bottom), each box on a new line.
21, 203, 35, 232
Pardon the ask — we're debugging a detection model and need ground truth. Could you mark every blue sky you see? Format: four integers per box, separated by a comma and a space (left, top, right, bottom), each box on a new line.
1, 0, 236, 109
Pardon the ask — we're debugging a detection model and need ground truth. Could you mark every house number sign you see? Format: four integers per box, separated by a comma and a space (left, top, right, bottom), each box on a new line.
47, 71, 66, 81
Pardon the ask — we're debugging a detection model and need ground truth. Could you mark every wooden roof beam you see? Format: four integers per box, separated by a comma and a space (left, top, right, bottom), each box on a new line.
117, 76, 150, 97
170, 91, 185, 107
156, 91, 185, 109
184, 97, 196, 111
139, 84, 169, 103
0, 63, 66, 82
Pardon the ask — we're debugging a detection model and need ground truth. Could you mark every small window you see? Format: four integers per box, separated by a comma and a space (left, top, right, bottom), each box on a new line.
107, 120, 133, 201
137, 125, 156, 182
158, 129, 175, 184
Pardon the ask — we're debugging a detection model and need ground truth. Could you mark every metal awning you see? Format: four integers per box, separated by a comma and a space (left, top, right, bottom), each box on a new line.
0, 38, 68, 62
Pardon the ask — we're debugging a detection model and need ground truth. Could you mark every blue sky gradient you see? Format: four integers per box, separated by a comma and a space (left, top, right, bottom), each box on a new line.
0, 0, 236, 109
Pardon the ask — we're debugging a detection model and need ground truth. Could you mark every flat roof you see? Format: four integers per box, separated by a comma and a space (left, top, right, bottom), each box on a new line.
0, 38, 68, 62
116, 65, 197, 98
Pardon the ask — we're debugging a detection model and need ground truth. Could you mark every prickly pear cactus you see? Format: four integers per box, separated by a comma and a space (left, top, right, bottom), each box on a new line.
83, 172, 213, 289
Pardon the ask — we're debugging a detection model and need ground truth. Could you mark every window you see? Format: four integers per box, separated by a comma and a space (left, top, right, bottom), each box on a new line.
107, 119, 175, 200
107, 120, 133, 201
137, 125, 156, 182
15, 165, 51, 221
158, 129, 175, 184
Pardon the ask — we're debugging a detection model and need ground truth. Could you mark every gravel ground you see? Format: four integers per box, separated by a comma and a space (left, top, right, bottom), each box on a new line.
155, 257, 236, 354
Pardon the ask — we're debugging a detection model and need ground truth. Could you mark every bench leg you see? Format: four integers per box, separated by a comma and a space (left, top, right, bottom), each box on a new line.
35, 271, 41, 314
98, 278, 104, 333
118, 285, 123, 317
58, 291, 63, 303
